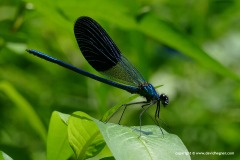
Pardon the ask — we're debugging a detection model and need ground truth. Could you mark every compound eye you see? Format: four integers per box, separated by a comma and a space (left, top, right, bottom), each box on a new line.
160, 94, 169, 107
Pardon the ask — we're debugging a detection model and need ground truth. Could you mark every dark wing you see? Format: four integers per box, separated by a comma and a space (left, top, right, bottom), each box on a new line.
74, 16, 146, 87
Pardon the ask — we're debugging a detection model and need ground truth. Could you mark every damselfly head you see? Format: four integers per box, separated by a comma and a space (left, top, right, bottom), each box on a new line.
159, 94, 169, 107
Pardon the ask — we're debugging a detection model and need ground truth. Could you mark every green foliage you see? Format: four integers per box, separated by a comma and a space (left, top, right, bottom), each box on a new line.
0, 81, 46, 141
0, 151, 13, 160
68, 112, 105, 159
47, 111, 190, 160
47, 112, 72, 160
137, 14, 240, 82
94, 120, 190, 160
1, 0, 240, 159
101, 94, 139, 122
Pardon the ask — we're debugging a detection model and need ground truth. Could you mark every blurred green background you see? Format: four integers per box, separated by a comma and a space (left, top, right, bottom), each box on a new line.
1, 0, 240, 159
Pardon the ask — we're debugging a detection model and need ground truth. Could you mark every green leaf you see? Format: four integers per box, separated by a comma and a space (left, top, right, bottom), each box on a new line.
58, 111, 71, 125
0, 81, 46, 142
68, 111, 106, 160
25, 0, 72, 33
0, 151, 13, 160
47, 111, 73, 160
137, 14, 240, 82
86, 145, 113, 160
94, 120, 191, 160
101, 85, 163, 122
101, 94, 139, 122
